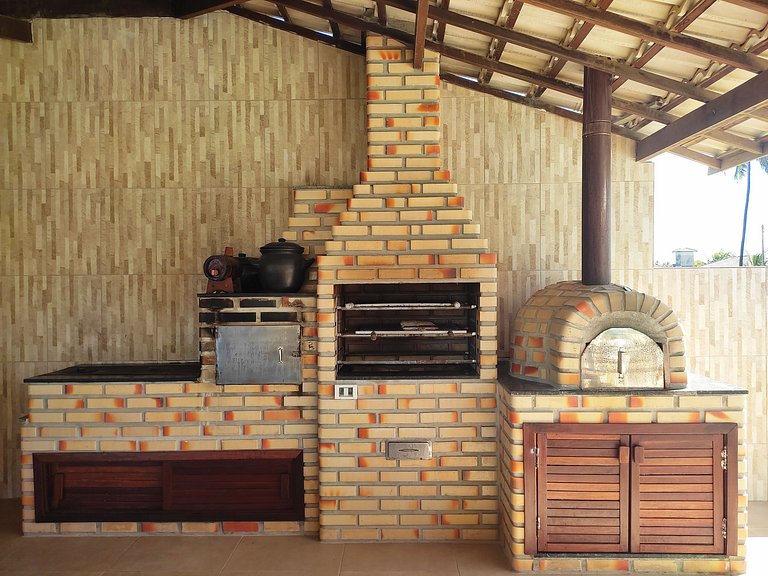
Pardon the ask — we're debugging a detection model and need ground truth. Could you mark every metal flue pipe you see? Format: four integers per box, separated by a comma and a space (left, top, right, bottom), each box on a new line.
581, 67, 612, 285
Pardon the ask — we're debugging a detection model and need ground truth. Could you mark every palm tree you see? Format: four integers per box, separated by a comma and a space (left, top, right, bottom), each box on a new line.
733, 156, 768, 266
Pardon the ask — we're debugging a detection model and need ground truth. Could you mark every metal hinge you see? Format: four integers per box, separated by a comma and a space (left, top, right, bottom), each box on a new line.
531, 447, 540, 469
722, 518, 727, 540
721, 447, 727, 470
537, 516, 541, 531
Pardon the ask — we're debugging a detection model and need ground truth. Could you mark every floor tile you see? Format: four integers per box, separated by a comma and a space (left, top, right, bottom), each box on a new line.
340, 543, 460, 574
0, 536, 135, 572
454, 543, 510, 575
222, 536, 343, 575
112, 536, 240, 575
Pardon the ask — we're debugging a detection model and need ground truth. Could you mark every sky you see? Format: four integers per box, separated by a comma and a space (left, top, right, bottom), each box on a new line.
652, 153, 768, 265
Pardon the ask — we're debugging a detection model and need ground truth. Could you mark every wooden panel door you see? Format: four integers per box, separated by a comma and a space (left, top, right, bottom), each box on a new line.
536, 432, 630, 553
630, 433, 725, 554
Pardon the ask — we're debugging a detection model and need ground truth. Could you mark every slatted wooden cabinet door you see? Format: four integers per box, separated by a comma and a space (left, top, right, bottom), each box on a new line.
535, 433, 630, 553
631, 433, 725, 553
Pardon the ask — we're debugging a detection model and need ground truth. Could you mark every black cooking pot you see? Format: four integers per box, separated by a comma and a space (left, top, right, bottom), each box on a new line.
257, 238, 315, 292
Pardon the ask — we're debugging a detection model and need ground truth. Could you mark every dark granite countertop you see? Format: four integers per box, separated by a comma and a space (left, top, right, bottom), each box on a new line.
24, 362, 201, 383
497, 361, 746, 396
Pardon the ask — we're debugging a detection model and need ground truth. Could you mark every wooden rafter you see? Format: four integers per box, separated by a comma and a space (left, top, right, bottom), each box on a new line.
413, 0, 429, 69
228, 5, 364, 54
322, 0, 340, 39
612, 0, 717, 92
636, 71, 768, 161
517, 0, 768, 72
375, 0, 387, 25
479, 1, 524, 84
432, 0, 450, 42
276, 4, 292, 23
532, 0, 614, 97
174, 0, 241, 19
0, 14, 32, 42
386, 0, 719, 103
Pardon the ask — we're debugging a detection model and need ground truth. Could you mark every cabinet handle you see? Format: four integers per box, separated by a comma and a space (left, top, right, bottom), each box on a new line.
634, 446, 645, 464
278, 346, 284, 364
619, 446, 629, 464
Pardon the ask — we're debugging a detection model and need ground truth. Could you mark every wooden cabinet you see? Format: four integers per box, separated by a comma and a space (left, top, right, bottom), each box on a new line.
33, 450, 304, 523
523, 423, 737, 556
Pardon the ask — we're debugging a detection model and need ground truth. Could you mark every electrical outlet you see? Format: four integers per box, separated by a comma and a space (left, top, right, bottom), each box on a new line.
333, 384, 358, 400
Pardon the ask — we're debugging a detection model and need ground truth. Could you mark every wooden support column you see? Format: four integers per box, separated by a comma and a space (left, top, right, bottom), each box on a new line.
582, 67, 612, 286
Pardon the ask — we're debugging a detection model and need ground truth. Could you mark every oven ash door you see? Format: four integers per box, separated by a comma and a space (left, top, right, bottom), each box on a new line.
216, 324, 301, 385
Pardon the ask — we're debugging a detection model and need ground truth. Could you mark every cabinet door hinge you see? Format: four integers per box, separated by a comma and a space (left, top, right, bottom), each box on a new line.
722, 518, 727, 540
531, 447, 540, 469
721, 447, 727, 470
537, 516, 541, 531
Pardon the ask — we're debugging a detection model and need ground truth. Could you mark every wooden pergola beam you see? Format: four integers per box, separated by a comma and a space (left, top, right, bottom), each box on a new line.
714, 142, 768, 173
413, 0, 429, 69
174, 0, 241, 19
276, 4, 292, 23
386, 0, 719, 103
518, 0, 768, 73
670, 147, 722, 170
0, 14, 32, 42
636, 71, 768, 161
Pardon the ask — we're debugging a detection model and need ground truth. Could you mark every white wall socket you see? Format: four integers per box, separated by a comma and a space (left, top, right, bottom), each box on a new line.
333, 384, 358, 399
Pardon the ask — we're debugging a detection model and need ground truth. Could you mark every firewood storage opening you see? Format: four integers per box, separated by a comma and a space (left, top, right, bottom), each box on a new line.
336, 283, 480, 379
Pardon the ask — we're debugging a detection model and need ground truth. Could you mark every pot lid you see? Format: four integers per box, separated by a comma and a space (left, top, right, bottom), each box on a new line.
260, 238, 305, 254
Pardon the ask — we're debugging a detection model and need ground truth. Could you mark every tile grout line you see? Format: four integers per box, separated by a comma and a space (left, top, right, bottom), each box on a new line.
337, 542, 347, 576
216, 534, 244, 576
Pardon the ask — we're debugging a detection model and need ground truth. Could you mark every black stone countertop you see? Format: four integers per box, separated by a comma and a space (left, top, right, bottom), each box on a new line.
497, 360, 747, 396
24, 362, 201, 383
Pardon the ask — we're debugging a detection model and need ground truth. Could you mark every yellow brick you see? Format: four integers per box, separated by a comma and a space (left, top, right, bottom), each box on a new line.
681, 560, 728, 573
410, 239, 450, 251
367, 103, 403, 114
400, 485, 437, 497
633, 559, 680, 572
534, 396, 580, 409
560, 411, 604, 424
582, 396, 627, 409
656, 411, 702, 423
705, 410, 743, 424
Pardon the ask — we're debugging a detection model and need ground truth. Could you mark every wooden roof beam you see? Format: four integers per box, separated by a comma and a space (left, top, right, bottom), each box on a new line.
386, 0, 719, 102
0, 14, 32, 42
322, 1, 340, 39
636, 70, 768, 161
715, 143, 768, 173
228, 6, 364, 54
413, 0, 429, 69
276, 4, 292, 23
479, 1, 524, 84
518, 0, 768, 73
432, 0, 451, 42
612, 0, 717, 91
174, 1, 241, 19
375, 0, 387, 26
533, 0, 614, 97
670, 147, 722, 170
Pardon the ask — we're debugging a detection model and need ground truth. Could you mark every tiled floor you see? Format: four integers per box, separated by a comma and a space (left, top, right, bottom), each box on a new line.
0, 500, 765, 575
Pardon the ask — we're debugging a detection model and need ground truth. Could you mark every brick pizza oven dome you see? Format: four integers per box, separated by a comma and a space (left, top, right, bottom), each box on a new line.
509, 281, 687, 389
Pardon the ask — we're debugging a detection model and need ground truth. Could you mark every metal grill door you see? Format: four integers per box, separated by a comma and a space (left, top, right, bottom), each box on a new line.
216, 325, 301, 385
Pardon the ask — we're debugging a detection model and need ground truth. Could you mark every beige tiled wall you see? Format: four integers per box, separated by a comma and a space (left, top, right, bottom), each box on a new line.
1, 15, 765, 502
